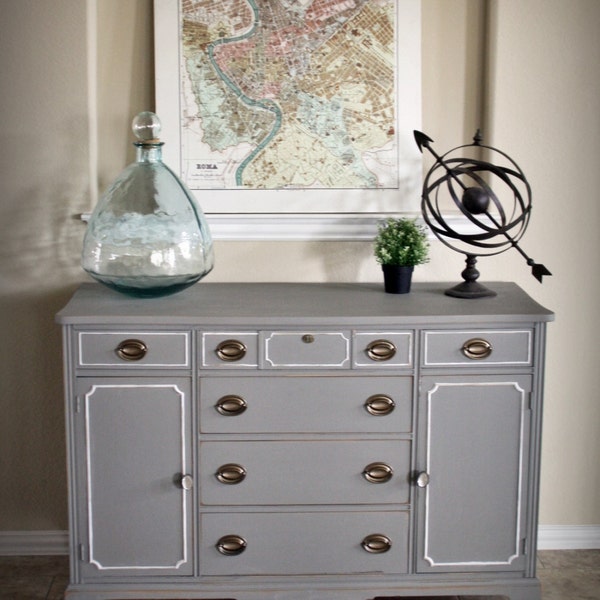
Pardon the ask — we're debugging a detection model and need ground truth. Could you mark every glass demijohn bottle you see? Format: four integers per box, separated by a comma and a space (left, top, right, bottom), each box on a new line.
82, 112, 214, 297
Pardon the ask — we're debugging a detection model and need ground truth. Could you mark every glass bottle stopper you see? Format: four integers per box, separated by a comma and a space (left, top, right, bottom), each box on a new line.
132, 111, 162, 145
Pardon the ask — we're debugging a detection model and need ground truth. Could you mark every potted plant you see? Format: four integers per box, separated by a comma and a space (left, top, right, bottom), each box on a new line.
374, 217, 430, 293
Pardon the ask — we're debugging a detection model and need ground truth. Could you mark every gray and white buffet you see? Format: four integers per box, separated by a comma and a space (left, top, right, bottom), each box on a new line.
57, 281, 553, 600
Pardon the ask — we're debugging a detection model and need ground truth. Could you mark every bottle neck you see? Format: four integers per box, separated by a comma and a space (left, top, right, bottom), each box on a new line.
134, 142, 164, 163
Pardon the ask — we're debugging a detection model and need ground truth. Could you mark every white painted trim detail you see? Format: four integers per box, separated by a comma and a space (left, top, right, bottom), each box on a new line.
423, 330, 533, 367
423, 381, 526, 567
85, 384, 189, 570
264, 331, 351, 368
201, 332, 259, 368
77, 331, 190, 367
353, 331, 414, 368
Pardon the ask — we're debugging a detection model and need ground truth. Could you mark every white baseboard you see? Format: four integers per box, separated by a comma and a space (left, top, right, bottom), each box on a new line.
0, 530, 68, 555
1, 526, 599, 556
537, 525, 600, 550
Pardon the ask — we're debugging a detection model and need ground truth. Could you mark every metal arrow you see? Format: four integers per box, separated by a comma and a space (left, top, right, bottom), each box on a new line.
414, 130, 552, 282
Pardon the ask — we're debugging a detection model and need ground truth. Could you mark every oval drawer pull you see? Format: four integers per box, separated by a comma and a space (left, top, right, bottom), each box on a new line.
363, 462, 394, 484
364, 394, 396, 416
115, 339, 147, 361
462, 338, 493, 360
361, 533, 392, 554
366, 339, 397, 362
216, 463, 247, 485
216, 535, 247, 556
216, 339, 247, 362
215, 395, 247, 416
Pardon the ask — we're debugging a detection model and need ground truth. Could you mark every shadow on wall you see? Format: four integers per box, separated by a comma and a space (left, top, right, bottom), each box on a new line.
0, 163, 88, 529
0, 287, 80, 530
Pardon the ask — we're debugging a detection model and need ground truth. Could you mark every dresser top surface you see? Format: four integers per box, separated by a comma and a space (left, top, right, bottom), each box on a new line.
56, 282, 554, 326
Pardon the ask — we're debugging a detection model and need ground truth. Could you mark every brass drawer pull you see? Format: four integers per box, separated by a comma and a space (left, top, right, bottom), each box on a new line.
364, 394, 396, 416
361, 533, 392, 554
366, 339, 397, 362
462, 338, 493, 360
216, 535, 247, 556
215, 395, 247, 416
216, 339, 247, 362
216, 463, 247, 485
363, 462, 394, 484
115, 339, 147, 361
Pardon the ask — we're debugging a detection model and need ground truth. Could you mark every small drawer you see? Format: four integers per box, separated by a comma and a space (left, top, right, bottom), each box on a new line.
423, 329, 533, 367
353, 332, 413, 368
199, 440, 410, 506
201, 332, 259, 368
200, 376, 412, 434
200, 510, 409, 576
77, 331, 189, 367
262, 331, 350, 368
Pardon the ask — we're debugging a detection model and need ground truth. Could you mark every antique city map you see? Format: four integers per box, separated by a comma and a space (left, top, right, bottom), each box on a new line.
179, 0, 399, 191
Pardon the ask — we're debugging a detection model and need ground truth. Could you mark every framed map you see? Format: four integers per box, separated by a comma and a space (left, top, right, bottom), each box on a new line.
155, 0, 421, 239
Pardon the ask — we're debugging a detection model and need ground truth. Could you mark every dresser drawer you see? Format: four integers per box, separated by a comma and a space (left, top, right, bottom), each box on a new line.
200, 510, 409, 576
353, 332, 413, 368
77, 331, 189, 368
423, 329, 533, 367
201, 332, 259, 368
262, 330, 351, 368
200, 376, 412, 434
199, 440, 410, 506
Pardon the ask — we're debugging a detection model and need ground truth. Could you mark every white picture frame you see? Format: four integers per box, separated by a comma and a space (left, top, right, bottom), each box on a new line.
154, 0, 422, 240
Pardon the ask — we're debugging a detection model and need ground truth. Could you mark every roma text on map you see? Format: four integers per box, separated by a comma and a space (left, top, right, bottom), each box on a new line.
181, 0, 398, 190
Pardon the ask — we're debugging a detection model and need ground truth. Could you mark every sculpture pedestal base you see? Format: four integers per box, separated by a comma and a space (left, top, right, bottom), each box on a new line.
445, 254, 497, 299
445, 280, 497, 299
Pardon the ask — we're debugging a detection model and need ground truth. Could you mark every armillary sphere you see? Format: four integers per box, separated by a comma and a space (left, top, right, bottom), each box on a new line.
415, 130, 551, 298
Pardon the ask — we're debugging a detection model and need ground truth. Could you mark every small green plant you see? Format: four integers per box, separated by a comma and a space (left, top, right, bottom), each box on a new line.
374, 217, 430, 266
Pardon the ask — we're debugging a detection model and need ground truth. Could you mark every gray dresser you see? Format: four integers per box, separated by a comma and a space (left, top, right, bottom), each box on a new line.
56, 281, 553, 599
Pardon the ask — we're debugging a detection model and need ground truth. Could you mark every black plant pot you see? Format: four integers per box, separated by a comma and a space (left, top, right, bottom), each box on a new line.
382, 265, 414, 294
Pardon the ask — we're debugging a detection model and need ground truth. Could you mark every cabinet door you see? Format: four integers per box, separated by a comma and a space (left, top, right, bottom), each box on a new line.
75, 378, 193, 578
416, 375, 531, 573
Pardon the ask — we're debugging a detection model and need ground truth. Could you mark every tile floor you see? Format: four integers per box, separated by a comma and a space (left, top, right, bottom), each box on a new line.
0, 550, 598, 600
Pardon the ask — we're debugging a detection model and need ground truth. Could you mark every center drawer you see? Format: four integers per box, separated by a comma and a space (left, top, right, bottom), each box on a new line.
262, 331, 351, 368
200, 376, 412, 434
199, 440, 410, 506
200, 510, 409, 576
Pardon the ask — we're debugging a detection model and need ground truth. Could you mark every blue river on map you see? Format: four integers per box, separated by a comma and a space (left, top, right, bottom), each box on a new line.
206, 0, 283, 186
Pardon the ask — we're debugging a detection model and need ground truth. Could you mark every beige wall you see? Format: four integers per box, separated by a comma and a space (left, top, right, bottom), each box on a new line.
0, 0, 598, 533
487, 0, 600, 526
